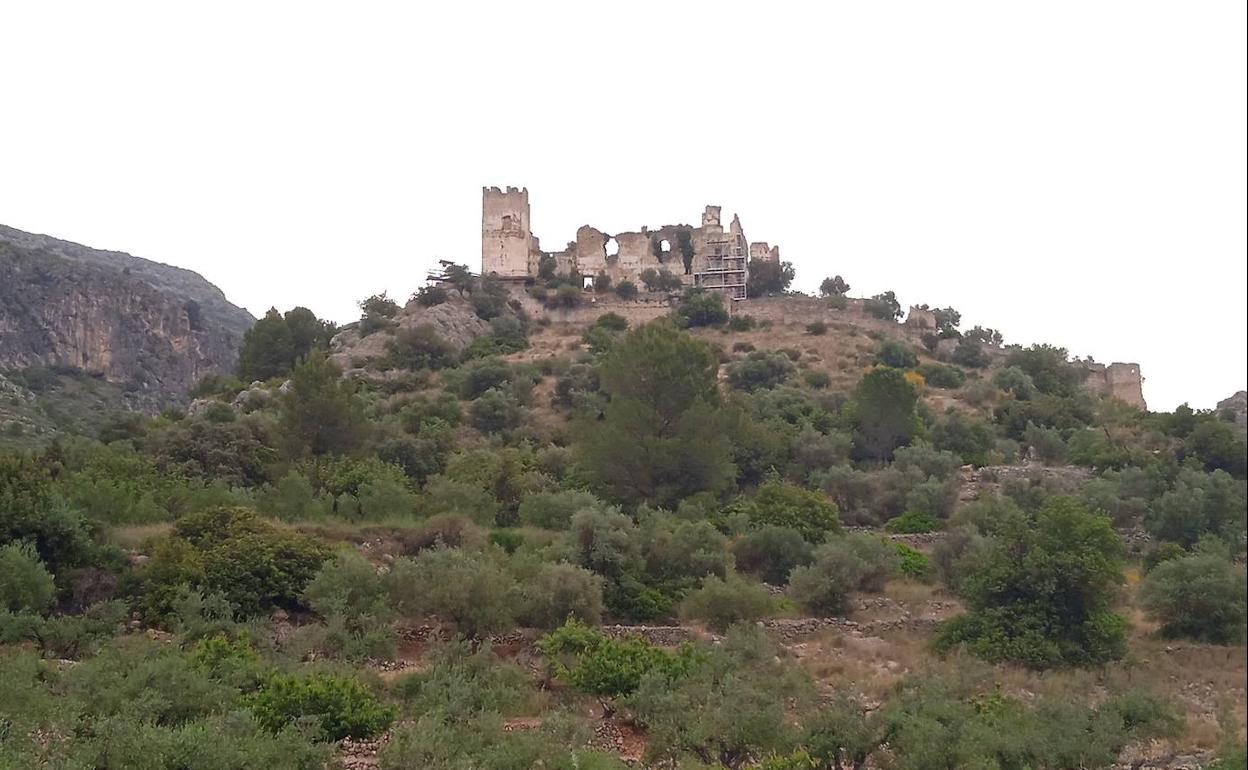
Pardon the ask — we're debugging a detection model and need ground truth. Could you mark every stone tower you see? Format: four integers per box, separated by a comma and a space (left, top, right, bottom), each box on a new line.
481, 186, 534, 278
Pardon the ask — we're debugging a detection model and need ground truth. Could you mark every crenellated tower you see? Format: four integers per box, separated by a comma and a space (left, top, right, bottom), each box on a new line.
481, 186, 534, 278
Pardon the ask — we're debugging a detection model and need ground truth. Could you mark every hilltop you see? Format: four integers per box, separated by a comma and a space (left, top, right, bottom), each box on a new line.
1, 244, 1244, 769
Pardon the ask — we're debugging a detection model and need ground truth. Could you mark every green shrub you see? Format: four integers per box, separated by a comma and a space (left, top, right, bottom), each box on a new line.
1139, 552, 1246, 644
863, 292, 901, 320
746, 258, 795, 297
868, 678, 1180, 769
399, 392, 463, 431
732, 526, 814, 585
537, 618, 701, 697
0, 543, 55, 614
615, 280, 638, 300
379, 712, 629, 770
552, 363, 600, 408
594, 312, 629, 332
238, 307, 334, 380
0, 454, 103, 576
962, 378, 997, 405
736, 481, 841, 543
188, 632, 265, 689
468, 388, 523, 434
385, 325, 456, 371
392, 639, 540, 722
894, 542, 932, 580
1141, 541, 1187, 573
674, 290, 729, 328
248, 671, 396, 741
389, 547, 518, 638
1005, 344, 1082, 397
488, 529, 525, 553
136, 508, 330, 619
65, 636, 235, 726
790, 427, 853, 478
885, 510, 940, 534
994, 365, 1037, 400
1145, 469, 1246, 547
679, 572, 776, 632
806, 320, 828, 336
277, 353, 369, 458
0, 600, 126, 659
935, 497, 1127, 668
727, 350, 797, 392
302, 550, 391, 622
640, 516, 732, 586
641, 268, 685, 293
516, 489, 602, 530
578, 321, 734, 508
930, 412, 996, 466
413, 284, 448, 307
820, 276, 850, 297
623, 626, 809, 768
517, 561, 605, 629
852, 367, 921, 461
802, 370, 832, 389
918, 363, 966, 389
417, 476, 499, 526
951, 338, 991, 368
727, 314, 756, 332
543, 283, 581, 309
788, 534, 900, 615
876, 339, 917, 368
1023, 421, 1068, 464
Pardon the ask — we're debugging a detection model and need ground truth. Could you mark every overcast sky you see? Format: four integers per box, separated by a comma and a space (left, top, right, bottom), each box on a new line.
2, 2, 1244, 411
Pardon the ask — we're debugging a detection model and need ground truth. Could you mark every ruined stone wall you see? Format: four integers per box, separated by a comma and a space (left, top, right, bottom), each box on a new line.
483, 189, 773, 300
1104, 363, 1146, 409
905, 306, 937, 331
749, 242, 780, 262
743, 295, 893, 328
1080, 361, 1146, 410
573, 222, 701, 286
504, 284, 675, 326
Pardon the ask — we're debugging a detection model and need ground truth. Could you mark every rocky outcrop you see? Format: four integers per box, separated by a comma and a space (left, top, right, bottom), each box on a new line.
0, 225, 253, 410
1217, 390, 1247, 433
328, 293, 489, 373
957, 462, 1090, 505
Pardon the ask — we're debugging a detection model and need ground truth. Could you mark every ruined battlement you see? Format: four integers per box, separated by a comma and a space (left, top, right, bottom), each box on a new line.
1078, 361, 1146, 410
481, 187, 778, 302
905, 306, 937, 331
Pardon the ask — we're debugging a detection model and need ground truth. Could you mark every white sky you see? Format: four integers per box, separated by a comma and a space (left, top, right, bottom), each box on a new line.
1, 2, 1244, 411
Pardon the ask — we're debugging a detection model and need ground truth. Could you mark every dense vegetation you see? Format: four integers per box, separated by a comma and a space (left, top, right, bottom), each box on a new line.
1, 265, 1244, 767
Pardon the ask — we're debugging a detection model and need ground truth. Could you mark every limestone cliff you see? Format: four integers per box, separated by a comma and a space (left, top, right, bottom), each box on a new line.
0, 225, 254, 410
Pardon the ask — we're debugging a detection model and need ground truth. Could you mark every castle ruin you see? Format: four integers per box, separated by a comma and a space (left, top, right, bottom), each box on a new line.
1081, 361, 1147, 410
481, 186, 780, 301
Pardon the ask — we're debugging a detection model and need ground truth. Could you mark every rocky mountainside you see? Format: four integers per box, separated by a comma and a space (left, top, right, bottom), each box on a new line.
1218, 390, 1247, 433
0, 224, 254, 410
